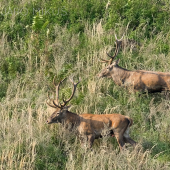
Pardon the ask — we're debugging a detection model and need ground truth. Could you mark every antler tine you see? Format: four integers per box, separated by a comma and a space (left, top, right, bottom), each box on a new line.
46, 76, 67, 109
106, 42, 119, 65
61, 77, 81, 107
114, 33, 118, 40
53, 76, 66, 86
100, 34, 124, 65
53, 100, 62, 108
53, 76, 66, 105
100, 52, 115, 64
115, 33, 124, 41
99, 58, 111, 63
69, 77, 81, 87
46, 92, 57, 108
106, 34, 124, 64
106, 52, 113, 59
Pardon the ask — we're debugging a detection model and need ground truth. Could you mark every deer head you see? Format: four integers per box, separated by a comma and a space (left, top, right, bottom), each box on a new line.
46, 76, 81, 124
98, 34, 123, 78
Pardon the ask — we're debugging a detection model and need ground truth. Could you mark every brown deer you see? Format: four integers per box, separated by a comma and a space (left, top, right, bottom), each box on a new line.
46, 76, 136, 149
97, 34, 170, 93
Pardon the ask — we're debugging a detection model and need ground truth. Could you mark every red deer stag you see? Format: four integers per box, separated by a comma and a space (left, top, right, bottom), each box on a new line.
98, 34, 170, 93
46, 76, 136, 149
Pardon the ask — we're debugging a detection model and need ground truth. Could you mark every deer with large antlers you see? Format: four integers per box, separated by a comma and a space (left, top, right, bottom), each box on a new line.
98, 34, 170, 93
46, 76, 136, 149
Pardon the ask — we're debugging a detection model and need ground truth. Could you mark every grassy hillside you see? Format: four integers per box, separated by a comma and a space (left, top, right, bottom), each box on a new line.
1, 0, 170, 169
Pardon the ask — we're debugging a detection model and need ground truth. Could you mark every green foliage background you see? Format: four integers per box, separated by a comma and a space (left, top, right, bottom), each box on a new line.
1, 0, 170, 169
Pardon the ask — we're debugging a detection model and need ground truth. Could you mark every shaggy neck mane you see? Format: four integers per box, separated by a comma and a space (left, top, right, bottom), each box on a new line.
66, 110, 80, 125
116, 65, 130, 72
113, 65, 131, 84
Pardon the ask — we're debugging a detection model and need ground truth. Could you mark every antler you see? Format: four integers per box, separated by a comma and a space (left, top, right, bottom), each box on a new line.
100, 34, 124, 65
46, 77, 66, 108
46, 76, 81, 109
53, 76, 66, 105
46, 92, 58, 108
60, 77, 81, 107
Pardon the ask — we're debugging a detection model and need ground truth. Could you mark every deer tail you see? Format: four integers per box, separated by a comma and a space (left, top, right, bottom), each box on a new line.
125, 116, 133, 127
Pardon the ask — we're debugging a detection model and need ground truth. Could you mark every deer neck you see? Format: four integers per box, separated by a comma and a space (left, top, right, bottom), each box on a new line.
111, 66, 131, 86
65, 111, 80, 127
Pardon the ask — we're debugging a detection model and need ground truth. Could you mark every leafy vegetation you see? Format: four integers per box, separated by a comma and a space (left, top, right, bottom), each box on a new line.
0, 0, 170, 169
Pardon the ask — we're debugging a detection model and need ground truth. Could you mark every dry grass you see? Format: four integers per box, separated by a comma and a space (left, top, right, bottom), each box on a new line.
1, 19, 170, 170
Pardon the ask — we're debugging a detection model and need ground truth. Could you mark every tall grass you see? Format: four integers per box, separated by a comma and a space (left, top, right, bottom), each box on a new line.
1, 0, 170, 169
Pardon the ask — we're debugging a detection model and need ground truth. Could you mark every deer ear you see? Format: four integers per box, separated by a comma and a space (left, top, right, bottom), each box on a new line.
109, 64, 113, 69
112, 59, 120, 66
112, 61, 117, 66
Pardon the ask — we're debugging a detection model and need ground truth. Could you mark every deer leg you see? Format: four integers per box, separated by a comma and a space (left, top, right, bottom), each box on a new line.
80, 135, 95, 148
115, 134, 125, 150
123, 137, 137, 146
88, 134, 95, 148
129, 138, 137, 146
114, 120, 130, 150
123, 127, 137, 146
79, 135, 88, 147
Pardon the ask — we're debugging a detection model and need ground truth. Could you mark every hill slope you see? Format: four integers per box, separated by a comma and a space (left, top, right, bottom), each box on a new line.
0, 0, 170, 169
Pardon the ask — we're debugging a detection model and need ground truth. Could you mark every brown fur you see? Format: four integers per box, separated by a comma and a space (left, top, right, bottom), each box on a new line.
98, 60, 170, 93
47, 108, 136, 149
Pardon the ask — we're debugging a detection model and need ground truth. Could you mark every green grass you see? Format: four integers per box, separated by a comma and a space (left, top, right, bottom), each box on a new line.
0, 0, 170, 169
